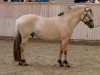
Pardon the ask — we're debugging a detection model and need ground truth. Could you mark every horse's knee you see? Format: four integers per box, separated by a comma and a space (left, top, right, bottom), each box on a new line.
60, 50, 63, 54
64, 50, 67, 55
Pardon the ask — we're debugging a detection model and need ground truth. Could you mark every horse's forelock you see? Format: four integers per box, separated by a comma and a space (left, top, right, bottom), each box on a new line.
85, 7, 93, 16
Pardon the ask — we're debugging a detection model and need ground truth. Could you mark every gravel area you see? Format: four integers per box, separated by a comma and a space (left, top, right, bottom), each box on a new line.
0, 39, 100, 75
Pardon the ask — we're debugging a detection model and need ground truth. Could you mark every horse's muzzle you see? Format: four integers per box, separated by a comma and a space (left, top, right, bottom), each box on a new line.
85, 20, 94, 28
88, 24, 94, 28
90, 25, 94, 28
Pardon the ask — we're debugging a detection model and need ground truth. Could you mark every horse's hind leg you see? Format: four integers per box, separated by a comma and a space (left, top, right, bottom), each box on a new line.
19, 36, 29, 66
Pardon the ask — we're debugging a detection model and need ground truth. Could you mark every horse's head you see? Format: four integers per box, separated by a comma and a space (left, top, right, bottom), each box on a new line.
58, 5, 94, 28
81, 7, 94, 28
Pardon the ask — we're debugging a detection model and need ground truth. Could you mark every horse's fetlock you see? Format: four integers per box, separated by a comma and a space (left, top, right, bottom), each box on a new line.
63, 60, 70, 67
58, 59, 64, 67
63, 60, 68, 64
21, 59, 26, 63
18, 60, 28, 66
18, 62, 23, 66
58, 59, 61, 63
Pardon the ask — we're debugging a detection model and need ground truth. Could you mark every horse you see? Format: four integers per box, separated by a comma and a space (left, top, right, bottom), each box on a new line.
13, 5, 94, 67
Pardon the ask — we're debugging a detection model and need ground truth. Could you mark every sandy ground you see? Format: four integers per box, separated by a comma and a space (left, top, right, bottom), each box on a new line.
0, 39, 100, 75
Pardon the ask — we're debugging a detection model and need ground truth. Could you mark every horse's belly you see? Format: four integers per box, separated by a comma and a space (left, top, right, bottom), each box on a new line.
35, 29, 60, 41
37, 33, 60, 41
41, 36, 59, 41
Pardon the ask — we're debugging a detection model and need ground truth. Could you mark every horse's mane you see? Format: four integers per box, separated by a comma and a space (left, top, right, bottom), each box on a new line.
58, 7, 71, 16
58, 5, 86, 16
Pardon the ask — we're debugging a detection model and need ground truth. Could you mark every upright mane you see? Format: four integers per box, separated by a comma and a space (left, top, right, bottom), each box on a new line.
58, 5, 86, 16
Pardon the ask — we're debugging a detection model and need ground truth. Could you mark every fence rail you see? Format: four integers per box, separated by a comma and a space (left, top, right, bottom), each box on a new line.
0, 2, 100, 40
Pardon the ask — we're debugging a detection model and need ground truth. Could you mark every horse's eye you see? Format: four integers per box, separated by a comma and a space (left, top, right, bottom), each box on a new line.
85, 14, 88, 16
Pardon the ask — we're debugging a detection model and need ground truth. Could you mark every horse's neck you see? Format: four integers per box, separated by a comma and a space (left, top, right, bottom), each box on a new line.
70, 15, 81, 28
64, 9, 83, 29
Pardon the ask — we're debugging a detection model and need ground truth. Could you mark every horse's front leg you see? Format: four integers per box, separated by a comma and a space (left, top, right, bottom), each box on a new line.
62, 39, 70, 67
58, 41, 64, 67
19, 37, 28, 66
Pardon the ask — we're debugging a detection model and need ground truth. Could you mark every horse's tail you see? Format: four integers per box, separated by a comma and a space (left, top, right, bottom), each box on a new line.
13, 28, 21, 61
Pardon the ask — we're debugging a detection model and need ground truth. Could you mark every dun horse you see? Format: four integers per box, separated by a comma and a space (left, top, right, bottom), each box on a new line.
13, 5, 94, 67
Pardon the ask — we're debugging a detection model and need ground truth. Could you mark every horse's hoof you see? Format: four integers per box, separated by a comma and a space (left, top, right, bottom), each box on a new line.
59, 64, 64, 67
18, 62, 23, 66
65, 64, 70, 67
18, 59, 28, 66
23, 63, 28, 66
18, 62, 28, 66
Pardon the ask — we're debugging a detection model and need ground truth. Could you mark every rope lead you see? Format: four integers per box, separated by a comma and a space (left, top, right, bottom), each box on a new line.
94, 25, 100, 28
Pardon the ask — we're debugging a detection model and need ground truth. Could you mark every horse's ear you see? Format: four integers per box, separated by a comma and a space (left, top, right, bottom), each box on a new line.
58, 12, 64, 16
89, 9, 93, 16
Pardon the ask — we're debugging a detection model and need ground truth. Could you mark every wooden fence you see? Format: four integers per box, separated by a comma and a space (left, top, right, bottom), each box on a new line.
0, 2, 100, 40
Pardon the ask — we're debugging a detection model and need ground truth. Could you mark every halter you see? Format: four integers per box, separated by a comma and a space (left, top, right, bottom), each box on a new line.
81, 8, 93, 24
82, 8, 100, 28
82, 14, 93, 25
